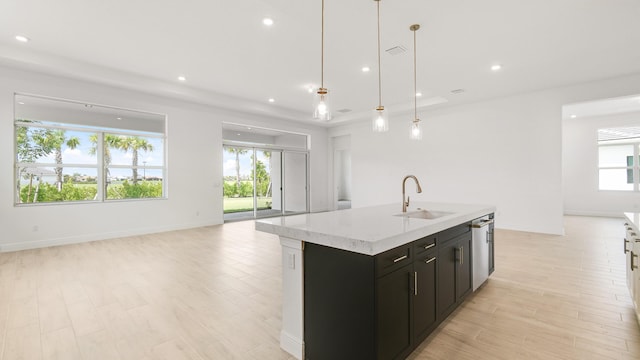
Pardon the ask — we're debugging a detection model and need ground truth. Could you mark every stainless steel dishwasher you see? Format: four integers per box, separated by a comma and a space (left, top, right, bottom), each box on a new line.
472, 216, 494, 291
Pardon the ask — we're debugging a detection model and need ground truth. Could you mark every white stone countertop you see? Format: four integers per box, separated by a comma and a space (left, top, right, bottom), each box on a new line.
255, 202, 496, 255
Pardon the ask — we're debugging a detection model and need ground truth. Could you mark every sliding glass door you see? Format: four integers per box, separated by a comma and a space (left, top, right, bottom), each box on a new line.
223, 146, 308, 221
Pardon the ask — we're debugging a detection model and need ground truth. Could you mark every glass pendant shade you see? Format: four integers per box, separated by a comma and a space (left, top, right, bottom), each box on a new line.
410, 119, 422, 140
313, 88, 332, 121
372, 106, 388, 132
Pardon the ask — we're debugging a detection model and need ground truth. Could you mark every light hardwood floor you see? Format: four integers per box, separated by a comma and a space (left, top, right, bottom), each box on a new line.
0, 216, 639, 359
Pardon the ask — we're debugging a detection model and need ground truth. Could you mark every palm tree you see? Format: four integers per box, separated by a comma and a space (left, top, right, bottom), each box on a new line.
46, 130, 80, 190
225, 147, 249, 190
89, 133, 121, 195
118, 136, 154, 184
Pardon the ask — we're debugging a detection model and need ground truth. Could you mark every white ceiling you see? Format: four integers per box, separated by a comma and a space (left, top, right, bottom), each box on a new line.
2, 0, 640, 126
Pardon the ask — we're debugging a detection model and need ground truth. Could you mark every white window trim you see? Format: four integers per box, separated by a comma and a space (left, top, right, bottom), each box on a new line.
14, 122, 167, 205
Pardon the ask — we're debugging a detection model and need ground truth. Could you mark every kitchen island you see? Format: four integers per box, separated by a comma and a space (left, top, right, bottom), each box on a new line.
256, 202, 495, 360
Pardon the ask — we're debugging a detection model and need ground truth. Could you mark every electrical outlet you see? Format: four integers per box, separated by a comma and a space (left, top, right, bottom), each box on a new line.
288, 253, 295, 269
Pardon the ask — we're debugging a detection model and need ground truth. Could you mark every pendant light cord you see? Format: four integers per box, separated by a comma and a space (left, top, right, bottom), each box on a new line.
377, 1, 382, 107
321, 0, 325, 89
413, 26, 417, 121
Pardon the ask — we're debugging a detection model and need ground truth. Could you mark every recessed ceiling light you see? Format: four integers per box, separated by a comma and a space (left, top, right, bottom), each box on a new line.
116, 117, 122, 120
308, 86, 314, 93
247, 127, 252, 130
415, 92, 422, 97
362, 66, 370, 73
570, 114, 577, 118
268, 98, 275, 103
18, 101, 25, 105
237, 133, 241, 136
263, 18, 274, 26
15, 35, 30, 43
491, 64, 502, 71
178, 76, 186, 81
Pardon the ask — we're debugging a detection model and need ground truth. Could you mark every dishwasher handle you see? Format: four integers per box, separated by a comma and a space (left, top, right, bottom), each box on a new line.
471, 219, 494, 228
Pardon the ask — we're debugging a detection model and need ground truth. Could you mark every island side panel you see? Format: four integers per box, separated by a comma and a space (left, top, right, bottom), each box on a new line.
279, 237, 304, 359
304, 242, 376, 360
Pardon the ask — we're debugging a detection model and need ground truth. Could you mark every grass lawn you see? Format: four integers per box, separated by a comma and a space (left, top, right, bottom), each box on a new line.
224, 196, 272, 213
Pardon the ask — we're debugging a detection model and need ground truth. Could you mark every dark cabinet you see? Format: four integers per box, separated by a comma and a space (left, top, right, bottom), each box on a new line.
376, 263, 413, 360
456, 234, 472, 299
438, 231, 472, 320
376, 249, 438, 360
413, 252, 437, 343
304, 221, 474, 360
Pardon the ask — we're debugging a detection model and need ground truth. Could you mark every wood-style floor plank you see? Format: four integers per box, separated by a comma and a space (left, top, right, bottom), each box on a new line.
0, 215, 638, 359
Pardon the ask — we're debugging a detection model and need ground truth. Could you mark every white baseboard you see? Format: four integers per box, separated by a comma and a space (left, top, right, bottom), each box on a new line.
0, 219, 222, 253
280, 330, 304, 360
563, 210, 625, 218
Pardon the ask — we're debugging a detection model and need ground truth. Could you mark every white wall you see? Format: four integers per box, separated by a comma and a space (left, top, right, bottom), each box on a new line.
0, 65, 328, 251
563, 111, 640, 216
330, 74, 640, 235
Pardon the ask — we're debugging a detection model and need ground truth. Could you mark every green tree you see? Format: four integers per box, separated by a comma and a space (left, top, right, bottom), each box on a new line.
15, 124, 57, 202
225, 147, 249, 191
32, 129, 80, 190
262, 151, 272, 197
253, 159, 269, 197
117, 136, 154, 184
89, 133, 122, 195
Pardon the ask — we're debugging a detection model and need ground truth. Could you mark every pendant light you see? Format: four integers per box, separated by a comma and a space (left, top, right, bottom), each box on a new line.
409, 24, 422, 140
313, 0, 332, 121
372, 0, 388, 132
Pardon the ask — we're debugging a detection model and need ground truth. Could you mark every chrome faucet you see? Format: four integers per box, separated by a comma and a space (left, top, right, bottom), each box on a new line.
402, 175, 423, 213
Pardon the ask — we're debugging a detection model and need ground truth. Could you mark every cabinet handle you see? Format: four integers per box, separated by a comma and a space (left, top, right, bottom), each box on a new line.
424, 243, 435, 250
633, 233, 637, 236
633, 251, 639, 271
425, 256, 436, 264
625, 223, 629, 226
459, 246, 464, 265
414, 271, 418, 296
625, 238, 630, 254
393, 255, 408, 263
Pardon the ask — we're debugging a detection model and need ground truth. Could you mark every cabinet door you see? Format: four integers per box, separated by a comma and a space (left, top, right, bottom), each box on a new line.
414, 253, 437, 342
437, 240, 457, 318
626, 226, 636, 298
633, 238, 640, 312
376, 264, 413, 360
456, 236, 472, 300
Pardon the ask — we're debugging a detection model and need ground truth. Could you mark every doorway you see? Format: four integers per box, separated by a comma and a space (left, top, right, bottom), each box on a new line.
223, 145, 309, 222
332, 135, 352, 210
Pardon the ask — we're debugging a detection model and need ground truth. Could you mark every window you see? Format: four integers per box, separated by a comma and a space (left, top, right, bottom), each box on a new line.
598, 127, 640, 191
14, 94, 166, 204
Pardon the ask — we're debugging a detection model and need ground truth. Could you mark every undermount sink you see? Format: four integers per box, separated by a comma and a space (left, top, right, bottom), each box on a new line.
394, 209, 453, 220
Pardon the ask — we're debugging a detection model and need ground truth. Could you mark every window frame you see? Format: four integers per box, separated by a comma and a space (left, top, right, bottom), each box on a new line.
14, 112, 167, 206
597, 141, 640, 192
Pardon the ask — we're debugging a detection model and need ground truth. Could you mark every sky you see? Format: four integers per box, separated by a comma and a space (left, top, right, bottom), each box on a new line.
223, 148, 271, 178
24, 129, 163, 179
